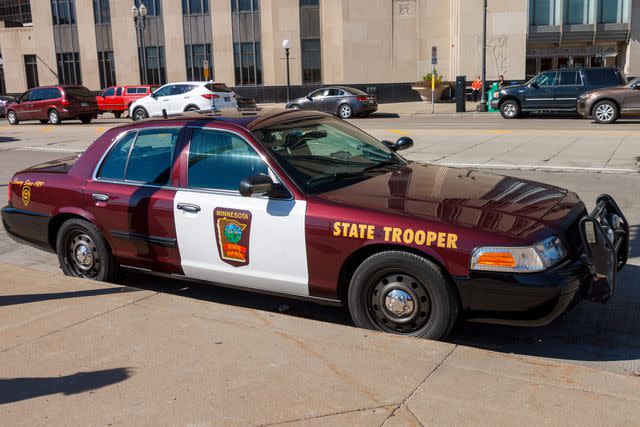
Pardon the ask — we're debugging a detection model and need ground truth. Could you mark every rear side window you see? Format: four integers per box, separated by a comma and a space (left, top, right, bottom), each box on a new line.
187, 129, 268, 191
65, 86, 94, 100
126, 128, 180, 185
125, 88, 136, 95
97, 132, 136, 180
586, 69, 621, 86
326, 89, 344, 96
558, 71, 582, 86
205, 83, 233, 93
138, 87, 149, 94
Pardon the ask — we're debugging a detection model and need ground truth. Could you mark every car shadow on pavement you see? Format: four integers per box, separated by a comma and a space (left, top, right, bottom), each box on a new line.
0, 286, 140, 307
0, 136, 20, 143
365, 113, 400, 119
0, 368, 133, 404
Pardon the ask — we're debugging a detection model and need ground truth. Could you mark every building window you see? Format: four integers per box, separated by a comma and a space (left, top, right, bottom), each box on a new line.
182, 0, 208, 14
564, 0, 593, 25
530, 0, 558, 25
140, 46, 166, 86
599, 0, 629, 23
185, 44, 212, 81
97, 51, 116, 88
135, 0, 161, 16
24, 55, 39, 89
0, 0, 32, 27
51, 0, 76, 26
231, 0, 262, 85
56, 52, 82, 85
300, 0, 321, 84
93, 0, 110, 24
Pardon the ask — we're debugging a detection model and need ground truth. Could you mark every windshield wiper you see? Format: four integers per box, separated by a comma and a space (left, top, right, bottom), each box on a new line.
362, 159, 405, 173
306, 171, 368, 186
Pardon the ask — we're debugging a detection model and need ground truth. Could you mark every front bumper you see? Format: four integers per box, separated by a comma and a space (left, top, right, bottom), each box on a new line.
455, 194, 629, 327
489, 98, 500, 110
577, 100, 590, 117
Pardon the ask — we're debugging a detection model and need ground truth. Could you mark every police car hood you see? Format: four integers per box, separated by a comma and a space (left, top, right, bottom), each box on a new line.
317, 163, 570, 240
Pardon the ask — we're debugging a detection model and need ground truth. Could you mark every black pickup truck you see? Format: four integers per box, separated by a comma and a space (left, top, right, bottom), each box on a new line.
491, 67, 626, 119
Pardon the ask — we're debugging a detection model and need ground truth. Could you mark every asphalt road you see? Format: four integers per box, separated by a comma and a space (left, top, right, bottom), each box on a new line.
0, 113, 639, 376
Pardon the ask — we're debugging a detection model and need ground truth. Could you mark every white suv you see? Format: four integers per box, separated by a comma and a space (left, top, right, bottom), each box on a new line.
129, 81, 238, 120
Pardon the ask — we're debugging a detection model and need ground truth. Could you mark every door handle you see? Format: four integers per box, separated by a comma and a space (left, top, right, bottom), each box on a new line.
177, 203, 201, 213
92, 193, 109, 202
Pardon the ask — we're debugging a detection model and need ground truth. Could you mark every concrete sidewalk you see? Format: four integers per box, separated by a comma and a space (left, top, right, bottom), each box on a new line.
1, 264, 639, 426
257, 101, 482, 117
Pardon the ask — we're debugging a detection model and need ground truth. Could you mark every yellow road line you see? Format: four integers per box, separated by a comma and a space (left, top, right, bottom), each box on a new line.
95, 127, 106, 134
487, 129, 513, 134
40, 126, 53, 133
388, 129, 410, 135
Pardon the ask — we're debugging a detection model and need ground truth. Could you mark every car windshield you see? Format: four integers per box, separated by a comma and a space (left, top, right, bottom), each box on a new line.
252, 116, 406, 194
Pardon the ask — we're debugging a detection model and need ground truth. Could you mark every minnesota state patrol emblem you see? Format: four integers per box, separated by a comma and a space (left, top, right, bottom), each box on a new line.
214, 208, 252, 266
21, 185, 31, 207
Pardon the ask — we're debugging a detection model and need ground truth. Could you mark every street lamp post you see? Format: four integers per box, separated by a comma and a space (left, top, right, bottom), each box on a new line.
282, 39, 291, 102
478, 0, 488, 112
131, 3, 148, 85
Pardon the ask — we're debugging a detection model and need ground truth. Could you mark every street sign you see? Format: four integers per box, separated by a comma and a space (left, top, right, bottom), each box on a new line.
431, 46, 437, 65
203, 59, 210, 80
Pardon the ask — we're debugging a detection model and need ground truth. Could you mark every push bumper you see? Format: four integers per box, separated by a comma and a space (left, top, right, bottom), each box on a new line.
455, 194, 628, 327
1, 206, 52, 252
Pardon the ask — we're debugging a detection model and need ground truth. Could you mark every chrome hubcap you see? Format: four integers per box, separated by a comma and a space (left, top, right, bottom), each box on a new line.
74, 243, 93, 269
503, 104, 516, 116
595, 104, 614, 121
67, 232, 100, 278
369, 273, 431, 334
8, 112, 15, 123
135, 110, 145, 120
340, 106, 351, 117
50, 112, 57, 122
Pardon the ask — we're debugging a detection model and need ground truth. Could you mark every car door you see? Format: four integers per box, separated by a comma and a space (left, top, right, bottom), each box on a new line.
83, 127, 183, 273
304, 89, 328, 112
169, 84, 194, 114
523, 71, 557, 110
147, 85, 173, 117
173, 127, 309, 296
623, 80, 640, 115
554, 70, 583, 110
25, 88, 46, 120
12, 91, 31, 120
101, 87, 116, 110
321, 88, 344, 114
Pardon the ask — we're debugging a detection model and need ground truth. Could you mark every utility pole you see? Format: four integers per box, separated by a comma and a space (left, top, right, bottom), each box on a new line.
478, 0, 488, 112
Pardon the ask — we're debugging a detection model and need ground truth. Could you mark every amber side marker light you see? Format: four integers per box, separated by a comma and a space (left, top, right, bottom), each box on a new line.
476, 252, 516, 268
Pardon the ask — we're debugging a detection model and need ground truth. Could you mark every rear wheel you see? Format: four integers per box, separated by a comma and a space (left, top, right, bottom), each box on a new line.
186, 106, 199, 112
56, 219, 118, 282
49, 109, 61, 125
500, 99, 521, 119
289, 104, 301, 110
113, 111, 122, 119
80, 116, 92, 124
7, 110, 18, 125
338, 103, 353, 119
592, 100, 619, 124
347, 251, 459, 340
132, 107, 147, 121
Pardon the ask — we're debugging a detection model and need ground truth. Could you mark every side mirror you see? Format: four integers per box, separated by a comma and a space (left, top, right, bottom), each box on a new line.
530, 81, 539, 89
391, 136, 413, 152
240, 175, 274, 197
306, 95, 313, 101
151, 92, 158, 99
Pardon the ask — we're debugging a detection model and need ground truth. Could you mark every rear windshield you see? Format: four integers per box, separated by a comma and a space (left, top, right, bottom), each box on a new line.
343, 87, 367, 96
205, 83, 233, 93
64, 86, 94, 100
586, 69, 624, 86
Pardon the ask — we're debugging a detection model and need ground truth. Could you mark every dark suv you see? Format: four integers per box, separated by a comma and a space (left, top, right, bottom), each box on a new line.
491, 68, 625, 119
6, 85, 98, 125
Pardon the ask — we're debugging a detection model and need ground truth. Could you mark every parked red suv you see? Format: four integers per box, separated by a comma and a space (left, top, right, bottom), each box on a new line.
6, 85, 98, 125
97, 85, 157, 118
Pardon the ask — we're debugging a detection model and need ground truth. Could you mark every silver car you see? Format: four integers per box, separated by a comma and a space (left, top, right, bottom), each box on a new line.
286, 86, 378, 119
0, 95, 15, 117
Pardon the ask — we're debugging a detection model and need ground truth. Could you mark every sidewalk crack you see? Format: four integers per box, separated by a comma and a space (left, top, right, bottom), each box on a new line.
380, 344, 458, 426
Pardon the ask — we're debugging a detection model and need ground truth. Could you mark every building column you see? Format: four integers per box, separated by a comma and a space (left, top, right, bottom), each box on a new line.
625, 1, 640, 77
75, 3, 100, 90
110, 0, 142, 85
30, 0, 58, 86
320, 0, 345, 84
0, 28, 35, 93
211, 0, 234, 84
260, 0, 301, 86
163, 0, 186, 82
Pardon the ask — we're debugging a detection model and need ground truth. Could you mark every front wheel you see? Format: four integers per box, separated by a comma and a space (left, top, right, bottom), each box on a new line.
289, 104, 301, 110
56, 219, 118, 282
39, 119, 49, 124
49, 109, 61, 125
132, 107, 147, 121
592, 100, 619, 124
347, 251, 459, 340
113, 111, 122, 119
7, 110, 19, 125
338, 103, 353, 119
500, 100, 521, 119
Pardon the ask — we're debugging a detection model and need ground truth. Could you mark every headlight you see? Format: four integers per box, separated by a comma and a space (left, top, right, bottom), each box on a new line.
492, 92, 499, 99
470, 236, 567, 273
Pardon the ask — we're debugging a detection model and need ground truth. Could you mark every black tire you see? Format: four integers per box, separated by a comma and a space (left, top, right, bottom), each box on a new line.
338, 103, 353, 119
347, 251, 459, 340
592, 100, 619, 124
185, 106, 199, 112
39, 119, 49, 124
358, 112, 371, 118
7, 110, 18, 125
499, 99, 521, 119
132, 107, 147, 121
49, 109, 61, 125
56, 219, 118, 282
113, 111, 122, 119
80, 116, 92, 124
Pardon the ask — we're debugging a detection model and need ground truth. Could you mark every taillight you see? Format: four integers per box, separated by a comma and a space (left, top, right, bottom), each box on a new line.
201, 94, 219, 100
8, 182, 12, 206
356, 96, 369, 102
61, 98, 71, 107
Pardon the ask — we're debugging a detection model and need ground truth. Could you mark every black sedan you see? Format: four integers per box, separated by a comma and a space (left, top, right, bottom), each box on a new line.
286, 86, 377, 118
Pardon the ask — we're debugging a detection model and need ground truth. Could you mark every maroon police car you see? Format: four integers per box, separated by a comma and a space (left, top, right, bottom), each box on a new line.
1, 110, 629, 339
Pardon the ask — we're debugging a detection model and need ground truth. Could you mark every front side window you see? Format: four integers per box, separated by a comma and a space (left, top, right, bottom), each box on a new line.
19, 91, 31, 103
126, 128, 180, 185
153, 85, 172, 97
187, 128, 268, 191
103, 87, 115, 97
531, 71, 557, 87
252, 116, 405, 194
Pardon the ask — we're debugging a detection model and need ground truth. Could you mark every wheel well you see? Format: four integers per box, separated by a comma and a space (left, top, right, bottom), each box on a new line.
47, 213, 114, 256
48, 107, 58, 115
335, 244, 461, 308
590, 98, 619, 116
499, 96, 520, 108
183, 104, 199, 111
